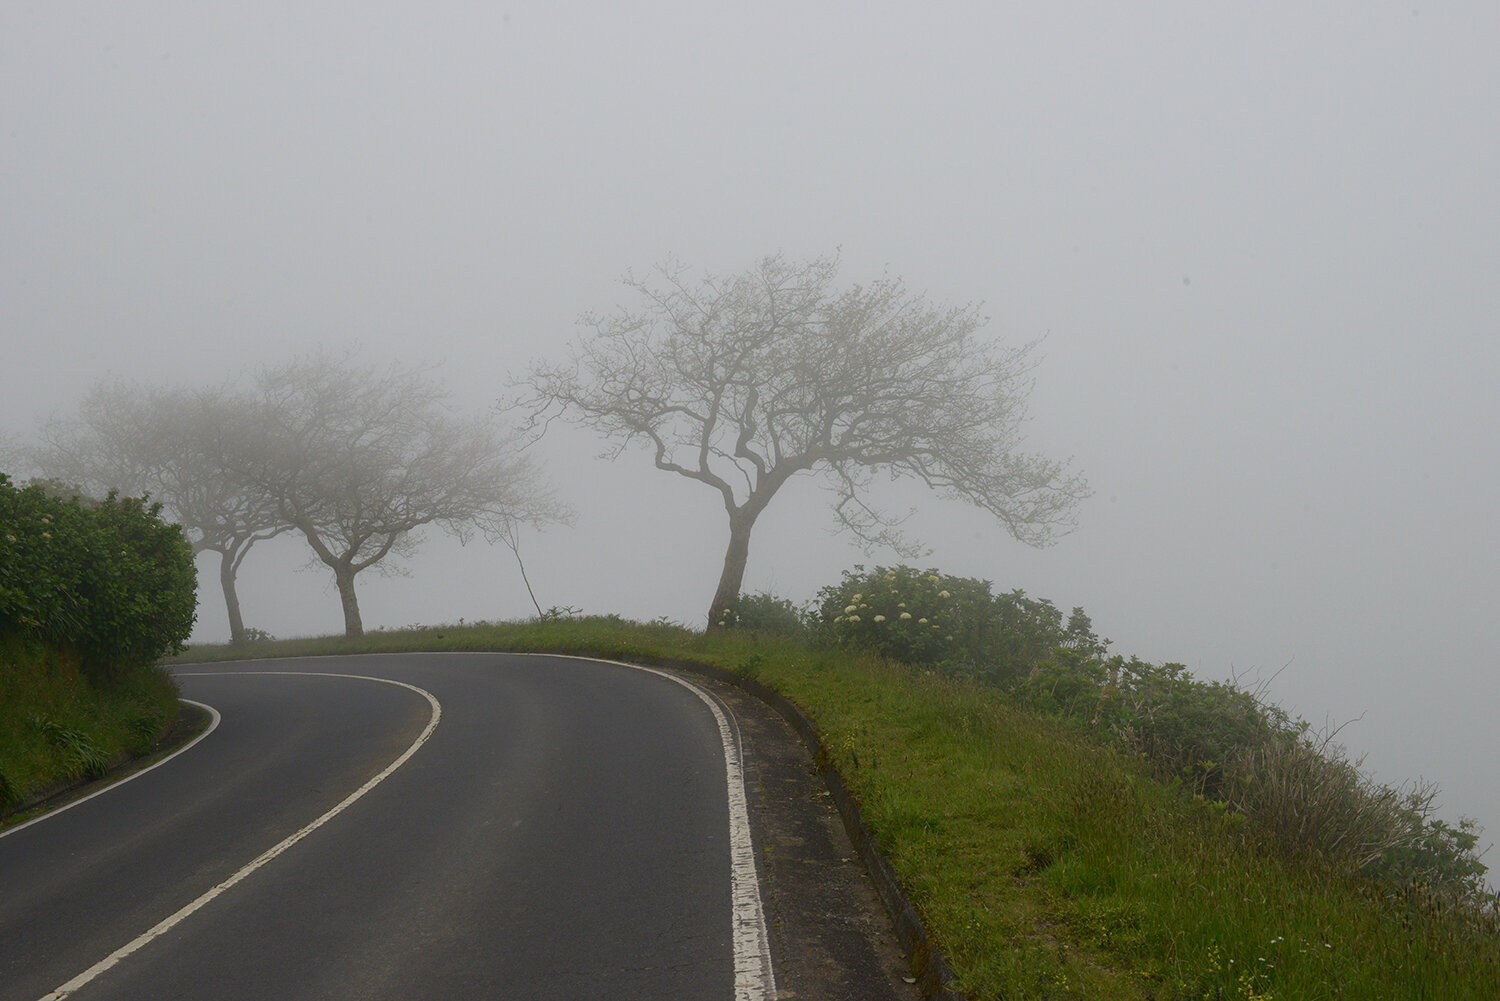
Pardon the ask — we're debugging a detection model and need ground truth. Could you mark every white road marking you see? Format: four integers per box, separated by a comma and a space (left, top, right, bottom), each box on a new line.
549, 655, 779, 1001
36, 672, 441, 1001
1, 700, 222, 840
30, 654, 774, 999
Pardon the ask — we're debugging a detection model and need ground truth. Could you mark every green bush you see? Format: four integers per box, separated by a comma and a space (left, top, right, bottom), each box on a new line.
0, 473, 197, 684
1104, 658, 1294, 800
715, 591, 807, 636
0, 475, 95, 641
1375, 812, 1490, 894
812, 560, 1491, 899
1016, 653, 1302, 795
1016, 648, 1492, 898
816, 564, 992, 667
77, 491, 199, 682
813, 564, 1103, 682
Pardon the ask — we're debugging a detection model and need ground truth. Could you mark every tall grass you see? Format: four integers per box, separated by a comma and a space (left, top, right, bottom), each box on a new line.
0, 633, 180, 816
1008, 652, 1494, 910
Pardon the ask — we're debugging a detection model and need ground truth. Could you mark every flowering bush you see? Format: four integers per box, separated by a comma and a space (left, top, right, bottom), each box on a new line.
813, 565, 1103, 681
815, 565, 976, 666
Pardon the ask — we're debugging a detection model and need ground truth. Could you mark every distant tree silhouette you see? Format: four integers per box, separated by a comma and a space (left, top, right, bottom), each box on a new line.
35, 382, 285, 645
244, 353, 560, 637
38, 358, 561, 641
516, 253, 1088, 629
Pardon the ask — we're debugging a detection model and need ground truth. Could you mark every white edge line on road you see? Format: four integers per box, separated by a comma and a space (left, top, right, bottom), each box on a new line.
540, 654, 778, 1001
37, 672, 442, 1001
1, 700, 222, 841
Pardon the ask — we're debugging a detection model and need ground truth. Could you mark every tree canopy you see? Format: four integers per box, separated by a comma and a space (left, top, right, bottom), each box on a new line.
516, 252, 1089, 627
34, 382, 286, 644
244, 354, 560, 637
35, 358, 560, 640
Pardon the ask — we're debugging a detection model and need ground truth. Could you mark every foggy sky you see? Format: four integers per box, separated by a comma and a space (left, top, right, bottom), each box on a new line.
4, 3, 1497, 851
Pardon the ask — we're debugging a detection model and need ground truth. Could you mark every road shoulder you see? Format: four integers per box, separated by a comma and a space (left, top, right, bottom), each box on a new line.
685, 671, 924, 1001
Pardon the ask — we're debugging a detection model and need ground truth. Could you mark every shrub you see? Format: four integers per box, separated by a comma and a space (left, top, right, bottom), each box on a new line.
1114, 660, 1296, 801
816, 564, 991, 667
1010, 646, 1113, 718
1226, 733, 1493, 897
813, 564, 1103, 682
0, 474, 95, 641
811, 560, 1493, 897
1016, 648, 1493, 896
715, 592, 807, 636
1376, 812, 1491, 895
1015, 654, 1289, 799
0, 473, 197, 684
77, 492, 198, 683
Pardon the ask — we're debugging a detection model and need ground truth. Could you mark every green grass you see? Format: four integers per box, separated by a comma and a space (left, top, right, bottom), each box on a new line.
168, 617, 1500, 999
0, 633, 180, 814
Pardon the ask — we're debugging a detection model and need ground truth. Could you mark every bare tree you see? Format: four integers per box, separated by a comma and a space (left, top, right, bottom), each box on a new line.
33, 381, 287, 644
246, 354, 559, 637
516, 253, 1089, 628
0, 430, 21, 472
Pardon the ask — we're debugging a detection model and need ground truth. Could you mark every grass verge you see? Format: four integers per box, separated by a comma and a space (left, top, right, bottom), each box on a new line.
1, 633, 180, 818
172, 618, 1500, 1000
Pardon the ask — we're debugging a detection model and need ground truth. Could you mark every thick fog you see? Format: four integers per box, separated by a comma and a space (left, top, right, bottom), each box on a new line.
4, 5, 1496, 847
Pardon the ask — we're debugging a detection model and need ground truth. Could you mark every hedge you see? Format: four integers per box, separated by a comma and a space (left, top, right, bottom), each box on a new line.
0, 473, 196, 684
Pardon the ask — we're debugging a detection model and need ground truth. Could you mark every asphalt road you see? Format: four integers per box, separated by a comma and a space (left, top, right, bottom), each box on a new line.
0, 653, 783, 1001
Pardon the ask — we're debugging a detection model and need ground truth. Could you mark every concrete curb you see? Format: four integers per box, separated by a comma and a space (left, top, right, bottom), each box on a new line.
636, 654, 967, 1000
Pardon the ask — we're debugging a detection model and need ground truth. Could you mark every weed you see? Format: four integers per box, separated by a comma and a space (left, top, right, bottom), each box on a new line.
735, 652, 766, 680
30, 716, 111, 780
1, 634, 180, 816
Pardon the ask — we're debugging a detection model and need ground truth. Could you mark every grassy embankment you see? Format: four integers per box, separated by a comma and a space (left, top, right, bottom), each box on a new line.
171, 617, 1500, 1000
1, 473, 199, 822
0, 634, 181, 816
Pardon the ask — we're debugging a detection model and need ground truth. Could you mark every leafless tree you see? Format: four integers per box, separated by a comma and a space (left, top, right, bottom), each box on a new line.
0, 430, 21, 471
515, 252, 1089, 629
34, 382, 287, 644
245, 354, 560, 637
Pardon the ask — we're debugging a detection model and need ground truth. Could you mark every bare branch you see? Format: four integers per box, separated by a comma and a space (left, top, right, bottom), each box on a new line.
235, 352, 565, 636
511, 252, 1088, 626
30, 379, 292, 643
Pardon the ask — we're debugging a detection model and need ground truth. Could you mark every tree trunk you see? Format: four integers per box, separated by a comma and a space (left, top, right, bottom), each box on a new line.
220, 550, 247, 645
334, 564, 364, 638
706, 512, 755, 631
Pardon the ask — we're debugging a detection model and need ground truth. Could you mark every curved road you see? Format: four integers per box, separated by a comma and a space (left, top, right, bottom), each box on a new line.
0, 653, 778, 1000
